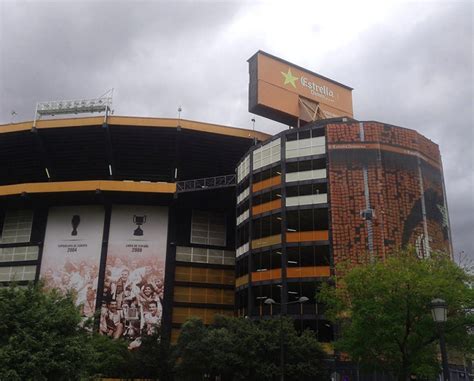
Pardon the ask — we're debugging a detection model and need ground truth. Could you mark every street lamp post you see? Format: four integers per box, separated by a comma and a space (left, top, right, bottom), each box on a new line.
431, 298, 450, 381
264, 296, 309, 381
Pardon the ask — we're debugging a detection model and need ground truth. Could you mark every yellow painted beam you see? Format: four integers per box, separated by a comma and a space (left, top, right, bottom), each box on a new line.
0, 180, 176, 197
0, 115, 270, 142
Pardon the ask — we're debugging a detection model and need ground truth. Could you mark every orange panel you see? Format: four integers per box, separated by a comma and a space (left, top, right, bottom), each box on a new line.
173, 286, 233, 305
286, 230, 329, 243
174, 266, 234, 285
252, 199, 281, 215
258, 81, 299, 118
253, 52, 354, 118
251, 268, 281, 282
251, 234, 281, 249
252, 175, 281, 193
0, 180, 176, 197
287, 266, 330, 278
235, 274, 249, 288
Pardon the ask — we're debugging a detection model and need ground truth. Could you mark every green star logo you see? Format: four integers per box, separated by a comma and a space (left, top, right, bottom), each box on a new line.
281, 68, 299, 88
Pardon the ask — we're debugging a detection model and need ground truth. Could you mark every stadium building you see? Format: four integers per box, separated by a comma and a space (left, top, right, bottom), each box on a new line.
235, 118, 452, 342
0, 51, 453, 375
0, 115, 269, 343
0, 114, 452, 341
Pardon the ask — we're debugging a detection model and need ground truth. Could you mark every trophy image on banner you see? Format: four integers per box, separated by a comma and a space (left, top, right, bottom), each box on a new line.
133, 215, 147, 236
71, 215, 81, 236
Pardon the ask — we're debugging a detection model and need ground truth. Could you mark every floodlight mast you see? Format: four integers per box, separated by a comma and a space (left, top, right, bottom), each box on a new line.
33, 89, 113, 128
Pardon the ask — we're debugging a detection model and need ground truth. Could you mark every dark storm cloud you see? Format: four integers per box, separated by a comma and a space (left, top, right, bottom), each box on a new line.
0, 1, 245, 121
318, 2, 473, 259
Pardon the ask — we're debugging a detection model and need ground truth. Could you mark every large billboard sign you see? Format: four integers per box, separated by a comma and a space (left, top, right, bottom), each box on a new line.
99, 205, 168, 347
248, 51, 353, 126
40, 206, 105, 318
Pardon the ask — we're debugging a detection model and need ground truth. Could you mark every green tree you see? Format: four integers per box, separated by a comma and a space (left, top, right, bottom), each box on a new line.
319, 250, 474, 381
174, 317, 212, 378
83, 332, 131, 379
175, 315, 327, 380
0, 283, 92, 380
0, 282, 174, 380
125, 331, 175, 380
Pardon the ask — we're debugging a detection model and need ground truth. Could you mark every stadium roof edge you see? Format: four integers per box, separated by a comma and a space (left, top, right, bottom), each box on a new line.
0, 115, 271, 141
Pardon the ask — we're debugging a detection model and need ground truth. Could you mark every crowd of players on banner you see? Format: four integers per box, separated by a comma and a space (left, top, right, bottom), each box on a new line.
43, 255, 164, 349
42, 260, 100, 318
100, 256, 164, 348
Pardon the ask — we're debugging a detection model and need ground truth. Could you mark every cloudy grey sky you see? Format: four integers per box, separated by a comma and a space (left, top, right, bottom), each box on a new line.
0, 0, 472, 260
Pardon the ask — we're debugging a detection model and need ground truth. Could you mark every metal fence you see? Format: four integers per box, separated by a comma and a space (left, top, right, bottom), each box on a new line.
176, 174, 236, 193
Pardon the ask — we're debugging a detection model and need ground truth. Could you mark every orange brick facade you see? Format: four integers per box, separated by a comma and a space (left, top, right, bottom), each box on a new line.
327, 122, 451, 268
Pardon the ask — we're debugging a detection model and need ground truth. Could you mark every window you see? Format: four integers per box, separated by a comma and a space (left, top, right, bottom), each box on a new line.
236, 210, 249, 226
252, 284, 282, 316
236, 256, 249, 277
0, 246, 39, 263
237, 186, 250, 204
176, 246, 235, 265
237, 201, 250, 226
286, 183, 327, 197
251, 249, 282, 272
286, 209, 329, 232
252, 164, 281, 184
236, 288, 248, 316
0, 265, 36, 282
236, 222, 249, 248
0, 210, 33, 244
286, 127, 324, 142
252, 188, 281, 207
287, 245, 330, 267
252, 213, 282, 240
237, 200, 250, 217
285, 135, 325, 159
287, 281, 319, 315
253, 139, 281, 170
237, 155, 250, 183
190, 211, 226, 247
286, 159, 327, 183
286, 158, 326, 173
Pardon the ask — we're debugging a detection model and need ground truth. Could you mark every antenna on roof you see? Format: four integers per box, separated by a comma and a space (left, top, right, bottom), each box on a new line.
178, 106, 182, 120
251, 118, 257, 145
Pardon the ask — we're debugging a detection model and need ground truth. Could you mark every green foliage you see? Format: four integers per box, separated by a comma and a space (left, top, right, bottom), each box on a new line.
0, 282, 91, 381
175, 315, 328, 381
83, 333, 131, 379
173, 317, 210, 377
126, 331, 174, 380
319, 250, 474, 381
0, 282, 173, 380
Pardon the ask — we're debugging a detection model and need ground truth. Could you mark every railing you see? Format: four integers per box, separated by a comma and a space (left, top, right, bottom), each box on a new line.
176, 174, 236, 193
